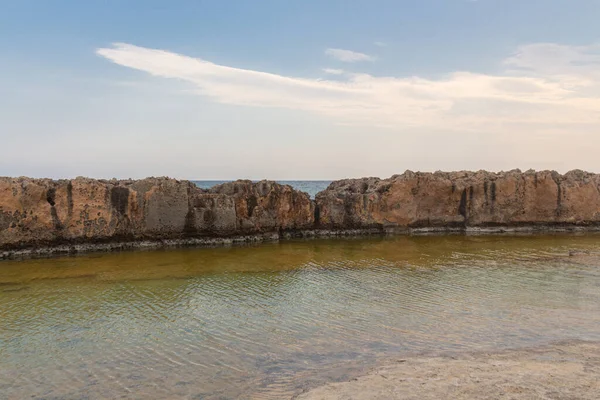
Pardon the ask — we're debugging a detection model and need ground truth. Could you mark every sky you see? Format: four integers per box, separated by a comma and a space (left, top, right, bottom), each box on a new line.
1, 0, 599, 180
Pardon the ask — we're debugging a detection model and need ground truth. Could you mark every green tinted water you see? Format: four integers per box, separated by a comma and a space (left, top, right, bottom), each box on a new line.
2, 234, 600, 399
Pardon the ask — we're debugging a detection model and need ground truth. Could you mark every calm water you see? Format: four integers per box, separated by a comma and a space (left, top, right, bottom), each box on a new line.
193, 180, 331, 199
2, 235, 600, 399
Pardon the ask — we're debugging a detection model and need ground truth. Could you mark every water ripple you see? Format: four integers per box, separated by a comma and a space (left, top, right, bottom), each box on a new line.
2, 234, 600, 398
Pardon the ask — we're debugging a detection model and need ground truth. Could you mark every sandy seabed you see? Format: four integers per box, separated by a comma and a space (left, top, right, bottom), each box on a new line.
294, 341, 600, 399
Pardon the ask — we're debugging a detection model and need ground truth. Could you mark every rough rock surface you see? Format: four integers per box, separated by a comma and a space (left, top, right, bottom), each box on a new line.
207, 180, 314, 233
0, 177, 313, 251
2, 170, 600, 254
316, 169, 600, 231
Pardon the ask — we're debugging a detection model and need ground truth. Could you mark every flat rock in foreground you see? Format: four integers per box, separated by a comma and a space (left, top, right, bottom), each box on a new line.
296, 341, 600, 400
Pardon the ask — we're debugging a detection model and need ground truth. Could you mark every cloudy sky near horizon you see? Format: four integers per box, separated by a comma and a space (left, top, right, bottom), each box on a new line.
1, 0, 599, 180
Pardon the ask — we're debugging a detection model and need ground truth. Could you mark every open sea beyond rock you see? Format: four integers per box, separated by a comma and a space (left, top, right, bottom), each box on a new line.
193, 180, 332, 199
2, 234, 600, 399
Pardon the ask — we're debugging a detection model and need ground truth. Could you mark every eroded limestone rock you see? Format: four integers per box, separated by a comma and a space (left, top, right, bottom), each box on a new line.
315, 170, 600, 230
2, 170, 600, 254
0, 177, 313, 250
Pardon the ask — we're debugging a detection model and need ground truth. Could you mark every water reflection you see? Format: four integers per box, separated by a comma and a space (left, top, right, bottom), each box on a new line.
1, 234, 600, 399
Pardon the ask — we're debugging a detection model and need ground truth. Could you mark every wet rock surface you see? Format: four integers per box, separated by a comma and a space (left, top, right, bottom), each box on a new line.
295, 340, 600, 400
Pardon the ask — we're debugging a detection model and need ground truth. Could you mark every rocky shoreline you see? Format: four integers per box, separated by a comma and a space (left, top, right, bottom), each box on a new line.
3, 226, 600, 260
294, 340, 600, 399
2, 169, 600, 259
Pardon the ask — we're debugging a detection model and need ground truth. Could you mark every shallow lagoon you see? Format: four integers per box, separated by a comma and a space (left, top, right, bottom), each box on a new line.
1, 234, 600, 399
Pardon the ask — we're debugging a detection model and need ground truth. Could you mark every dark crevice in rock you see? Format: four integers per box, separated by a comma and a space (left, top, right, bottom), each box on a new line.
361, 182, 369, 194
343, 197, 357, 228
556, 182, 563, 217
483, 181, 488, 205
184, 186, 197, 235
246, 195, 258, 218
110, 186, 129, 215
184, 209, 196, 235
459, 189, 468, 218
46, 188, 56, 207
551, 173, 563, 217
185, 185, 196, 234
50, 206, 63, 230
45, 187, 63, 230
67, 181, 74, 218
314, 203, 321, 226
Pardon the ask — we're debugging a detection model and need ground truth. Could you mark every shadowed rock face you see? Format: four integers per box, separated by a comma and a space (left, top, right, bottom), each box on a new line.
207, 180, 314, 232
0, 177, 313, 250
1, 170, 600, 252
315, 170, 600, 230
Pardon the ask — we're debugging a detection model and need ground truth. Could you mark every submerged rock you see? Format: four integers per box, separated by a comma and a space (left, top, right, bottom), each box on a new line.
296, 341, 600, 400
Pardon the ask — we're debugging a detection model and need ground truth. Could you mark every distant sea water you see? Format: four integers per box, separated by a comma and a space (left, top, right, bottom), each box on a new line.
192, 180, 332, 198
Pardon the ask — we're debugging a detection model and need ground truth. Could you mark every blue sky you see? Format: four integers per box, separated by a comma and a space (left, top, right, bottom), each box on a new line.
1, 0, 599, 179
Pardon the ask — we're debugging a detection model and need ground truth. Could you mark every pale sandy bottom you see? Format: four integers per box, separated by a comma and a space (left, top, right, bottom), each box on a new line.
294, 341, 600, 400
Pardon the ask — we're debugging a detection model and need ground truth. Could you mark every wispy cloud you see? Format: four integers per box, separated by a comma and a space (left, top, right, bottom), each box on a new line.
374, 41, 387, 47
97, 42, 600, 133
324, 48, 375, 63
322, 68, 345, 75
505, 42, 600, 79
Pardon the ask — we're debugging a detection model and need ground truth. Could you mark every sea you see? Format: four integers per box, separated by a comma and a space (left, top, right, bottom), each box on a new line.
2, 234, 600, 398
193, 180, 332, 199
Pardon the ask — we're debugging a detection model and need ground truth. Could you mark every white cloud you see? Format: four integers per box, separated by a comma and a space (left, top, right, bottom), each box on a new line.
324, 48, 375, 63
322, 68, 345, 75
505, 42, 600, 81
97, 42, 600, 134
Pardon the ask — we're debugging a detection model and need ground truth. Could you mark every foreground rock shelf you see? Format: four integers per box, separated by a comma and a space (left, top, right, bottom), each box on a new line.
294, 340, 600, 400
2, 169, 600, 258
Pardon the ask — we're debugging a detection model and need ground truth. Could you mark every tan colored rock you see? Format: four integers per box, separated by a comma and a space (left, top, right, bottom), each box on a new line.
2, 170, 600, 253
0, 177, 313, 250
208, 180, 315, 233
315, 170, 600, 230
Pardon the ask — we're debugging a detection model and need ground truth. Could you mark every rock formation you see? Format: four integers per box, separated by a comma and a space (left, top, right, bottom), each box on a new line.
0, 177, 313, 252
1, 169, 600, 256
315, 170, 600, 231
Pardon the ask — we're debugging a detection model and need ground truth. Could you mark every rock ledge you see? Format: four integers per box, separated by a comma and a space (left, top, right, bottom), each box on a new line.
2, 170, 600, 258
